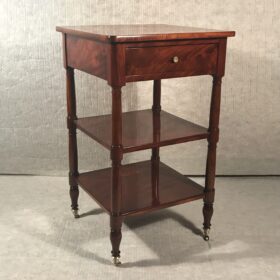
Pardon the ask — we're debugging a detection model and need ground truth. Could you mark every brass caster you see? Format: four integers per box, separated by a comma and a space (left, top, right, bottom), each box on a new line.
112, 256, 121, 266
72, 209, 80, 219
203, 228, 210, 241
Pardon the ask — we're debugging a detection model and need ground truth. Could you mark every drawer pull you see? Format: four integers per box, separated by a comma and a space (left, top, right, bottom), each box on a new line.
172, 56, 179, 63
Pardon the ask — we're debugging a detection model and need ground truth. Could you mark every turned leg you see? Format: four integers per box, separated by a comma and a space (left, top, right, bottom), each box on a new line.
151, 79, 161, 160
151, 80, 161, 203
110, 216, 123, 265
66, 67, 79, 218
203, 76, 222, 240
69, 185, 79, 218
110, 86, 123, 265
110, 154, 123, 264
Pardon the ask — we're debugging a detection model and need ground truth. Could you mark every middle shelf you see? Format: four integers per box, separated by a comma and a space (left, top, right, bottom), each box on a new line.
75, 109, 208, 153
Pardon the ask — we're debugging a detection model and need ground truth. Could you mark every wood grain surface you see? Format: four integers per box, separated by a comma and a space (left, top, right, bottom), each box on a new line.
56, 24, 235, 42
75, 109, 209, 152
77, 160, 204, 216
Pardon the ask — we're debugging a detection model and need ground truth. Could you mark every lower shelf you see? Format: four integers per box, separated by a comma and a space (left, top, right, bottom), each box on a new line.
76, 160, 204, 216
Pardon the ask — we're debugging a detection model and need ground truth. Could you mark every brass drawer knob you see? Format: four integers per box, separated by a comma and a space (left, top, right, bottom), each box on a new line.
172, 56, 179, 63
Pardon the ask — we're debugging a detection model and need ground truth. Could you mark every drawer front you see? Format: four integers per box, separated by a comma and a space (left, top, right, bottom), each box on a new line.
125, 43, 218, 80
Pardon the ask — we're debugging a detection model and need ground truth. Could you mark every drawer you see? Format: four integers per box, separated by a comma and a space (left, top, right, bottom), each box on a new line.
125, 43, 218, 80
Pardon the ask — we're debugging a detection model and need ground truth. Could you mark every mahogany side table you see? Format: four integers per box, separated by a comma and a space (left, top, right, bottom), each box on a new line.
56, 24, 235, 265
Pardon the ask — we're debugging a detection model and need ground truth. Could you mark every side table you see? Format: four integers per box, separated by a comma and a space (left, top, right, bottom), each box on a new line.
56, 24, 235, 265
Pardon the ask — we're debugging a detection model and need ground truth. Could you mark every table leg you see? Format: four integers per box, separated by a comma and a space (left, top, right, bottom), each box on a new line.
66, 67, 79, 218
110, 86, 123, 265
203, 75, 222, 240
151, 80, 161, 203
151, 79, 161, 160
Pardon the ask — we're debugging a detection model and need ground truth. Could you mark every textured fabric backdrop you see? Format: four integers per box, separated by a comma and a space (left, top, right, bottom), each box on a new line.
1, 0, 280, 175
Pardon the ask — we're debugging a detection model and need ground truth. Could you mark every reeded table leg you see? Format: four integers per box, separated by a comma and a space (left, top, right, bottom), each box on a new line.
110, 86, 123, 265
66, 67, 79, 218
203, 76, 222, 240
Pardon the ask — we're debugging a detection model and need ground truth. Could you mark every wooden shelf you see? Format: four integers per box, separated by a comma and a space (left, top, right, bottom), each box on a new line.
76, 160, 204, 216
75, 109, 208, 153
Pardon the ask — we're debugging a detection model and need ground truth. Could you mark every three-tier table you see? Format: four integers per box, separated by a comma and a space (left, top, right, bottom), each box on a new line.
56, 24, 235, 265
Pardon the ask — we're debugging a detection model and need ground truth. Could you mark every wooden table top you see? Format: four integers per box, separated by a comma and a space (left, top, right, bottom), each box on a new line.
56, 24, 235, 43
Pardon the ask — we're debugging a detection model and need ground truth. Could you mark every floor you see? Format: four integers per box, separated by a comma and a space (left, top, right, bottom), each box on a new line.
0, 175, 279, 280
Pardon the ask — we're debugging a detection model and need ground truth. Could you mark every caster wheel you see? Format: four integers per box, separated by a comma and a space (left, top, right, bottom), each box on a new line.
72, 209, 80, 218
112, 256, 121, 266
203, 228, 210, 241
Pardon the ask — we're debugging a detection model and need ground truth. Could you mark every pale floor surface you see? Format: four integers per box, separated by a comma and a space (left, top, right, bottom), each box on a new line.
0, 176, 279, 280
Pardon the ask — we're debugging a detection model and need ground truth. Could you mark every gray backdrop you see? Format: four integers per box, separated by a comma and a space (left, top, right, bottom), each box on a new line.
1, 0, 280, 175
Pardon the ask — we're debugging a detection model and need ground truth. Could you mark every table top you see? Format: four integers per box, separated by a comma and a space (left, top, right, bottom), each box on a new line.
56, 24, 235, 43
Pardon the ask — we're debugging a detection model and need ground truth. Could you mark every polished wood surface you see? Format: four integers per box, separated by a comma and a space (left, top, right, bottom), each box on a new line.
77, 160, 204, 216
57, 24, 235, 262
60, 37, 224, 84
66, 35, 108, 79
56, 24, 235, 43
126, 43, 218, 79
75, 109, 208, 153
